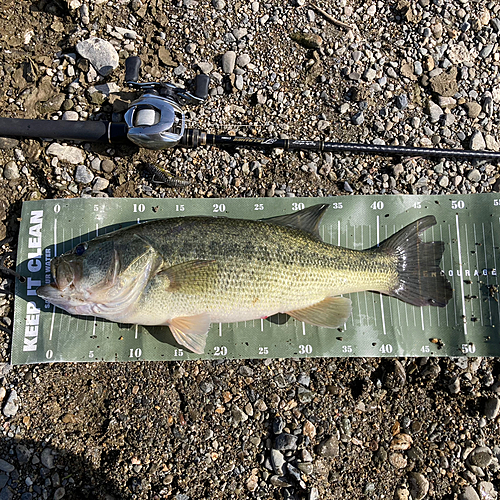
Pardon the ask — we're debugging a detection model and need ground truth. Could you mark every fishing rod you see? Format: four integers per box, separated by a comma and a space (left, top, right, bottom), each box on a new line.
0, 56, 499, 162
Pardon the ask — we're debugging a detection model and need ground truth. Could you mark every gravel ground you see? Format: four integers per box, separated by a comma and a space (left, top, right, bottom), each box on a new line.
1, 0, 500, 498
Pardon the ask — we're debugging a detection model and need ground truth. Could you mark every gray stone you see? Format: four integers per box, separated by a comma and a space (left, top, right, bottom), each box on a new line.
344, 181, 353, 193
0, 486, 13, 500
75, 165, 94, 184
92, 177, 109, 191
2, 390, 18, 417
46, 143, 84, 164
364, 68, 377, 81
467, 168, 481, 183
438, 176, 449, 188
309, 488, 320, 500
395, 94, 408, 109
61, 111, 79, 121
199, 380, 214, 394
273, 433, 298, 450
0, 460, 14, 474
409, 472, 429, 500
76, 37, 119, 76
185, 42, 197, 54
426, 101, 443, 123
233, 28, 247, 40
0, 138, 19, 149
173, 64, 186, 76
197, 62, 213, 74
351, 111, 364, 125
212, 0, 225, 9
430, 66, 458, 97
231, 405, 248, 425
222, 51, 236, 74
236, 54, 250, 67
469, 447, 492, 468
480, 44, 495, 59
235, 74, 244, 90
238, 365, 254, 376
270, 449, 285, 475
317, 435, 339, 457
53, 487, 65, 500
460, 485, 480, 500
15, 444, 30, 465
101, 159, 115, 173
90, 158, 101, 171
465, 102, 482, 119
448, 375, 460, 394
41, 448, 55, 469
94, 83, 120, 96
270, 475, 292, 488
478, 482, 497, 500
470, 130, 486, 151
485, 397, 500, 419
3, 162, 20, 180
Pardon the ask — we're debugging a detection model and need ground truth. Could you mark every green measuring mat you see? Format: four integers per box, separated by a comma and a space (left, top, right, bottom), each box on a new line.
11, 194, 500, 364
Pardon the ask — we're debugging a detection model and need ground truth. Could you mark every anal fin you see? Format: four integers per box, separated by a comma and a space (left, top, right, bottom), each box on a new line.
167, 313, 211, 354
287, 296, 352, 328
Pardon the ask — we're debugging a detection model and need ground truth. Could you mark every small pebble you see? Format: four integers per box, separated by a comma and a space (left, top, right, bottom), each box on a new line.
41, 448, 55, 469
3, 162, 20, 181
2, 390, 19, 418
409, 472, 430, 500
75, 165, 94, 184
222, 51, 236, 74
460, 485, 480, 500
316, 436, 339, 457
273, 433, 298, 450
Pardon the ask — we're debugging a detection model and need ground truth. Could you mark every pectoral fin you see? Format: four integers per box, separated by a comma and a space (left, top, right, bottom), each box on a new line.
158, 260, 218, 292
287, 297, 352, 328
167, 313, 211, 354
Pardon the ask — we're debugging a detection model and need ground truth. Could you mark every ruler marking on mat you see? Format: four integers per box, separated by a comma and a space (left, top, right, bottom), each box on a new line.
473, 223, 484, 326
455, 214, 467, 336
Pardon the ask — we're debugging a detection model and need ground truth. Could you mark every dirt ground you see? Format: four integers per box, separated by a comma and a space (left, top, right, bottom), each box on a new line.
1, 0, 500, 499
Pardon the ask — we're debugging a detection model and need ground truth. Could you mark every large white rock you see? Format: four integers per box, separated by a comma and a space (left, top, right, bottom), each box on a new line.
76, 37, 119, 76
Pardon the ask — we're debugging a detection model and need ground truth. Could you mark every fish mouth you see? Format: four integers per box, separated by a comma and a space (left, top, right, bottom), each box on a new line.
36, 257, 86, 311
52, 258, 77, 291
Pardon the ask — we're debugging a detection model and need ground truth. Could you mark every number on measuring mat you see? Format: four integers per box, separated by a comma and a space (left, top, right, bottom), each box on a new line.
213, 204, 226, 213
370, 201, 384, 210
298, 344, 312, 355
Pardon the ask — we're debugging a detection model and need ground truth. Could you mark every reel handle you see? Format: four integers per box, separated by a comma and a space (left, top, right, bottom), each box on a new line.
125, 56, 141, 84
193, 74, 210, 100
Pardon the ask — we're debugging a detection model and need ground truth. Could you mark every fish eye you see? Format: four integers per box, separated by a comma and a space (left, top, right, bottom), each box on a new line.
75, 242, 88, 256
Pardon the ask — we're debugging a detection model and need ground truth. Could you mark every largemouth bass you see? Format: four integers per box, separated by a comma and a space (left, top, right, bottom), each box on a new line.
37, 205, 452, 354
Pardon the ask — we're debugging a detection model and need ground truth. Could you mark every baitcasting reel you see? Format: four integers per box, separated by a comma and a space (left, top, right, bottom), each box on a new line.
123, 56, 209, 149
0, 55, 500, 162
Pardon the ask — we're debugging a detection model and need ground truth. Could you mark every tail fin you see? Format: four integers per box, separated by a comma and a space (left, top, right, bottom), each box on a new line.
378, 216, 453, 307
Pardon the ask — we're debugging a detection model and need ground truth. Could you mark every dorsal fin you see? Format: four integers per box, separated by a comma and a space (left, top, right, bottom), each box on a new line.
260, 204, 329, 239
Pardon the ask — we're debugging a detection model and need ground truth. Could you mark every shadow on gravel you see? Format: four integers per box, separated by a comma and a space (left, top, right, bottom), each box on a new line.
0, 437, 124, 499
